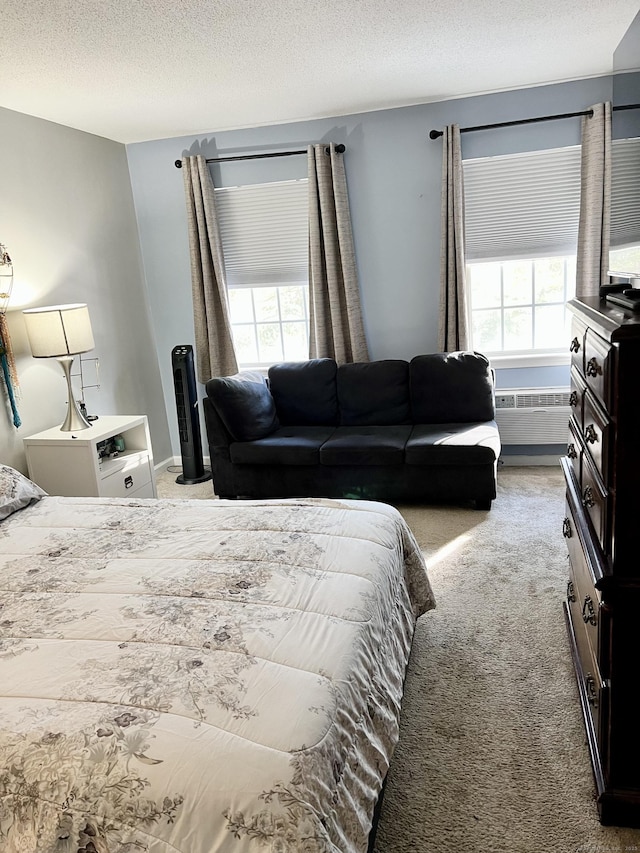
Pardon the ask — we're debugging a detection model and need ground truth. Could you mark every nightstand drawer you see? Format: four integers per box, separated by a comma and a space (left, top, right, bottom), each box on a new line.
100, 456, 152, 498
125, 481, 156, 499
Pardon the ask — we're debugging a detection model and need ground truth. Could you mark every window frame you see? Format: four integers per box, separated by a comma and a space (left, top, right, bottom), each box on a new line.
214, 177, 310, 370
227, 281, 310, 371
462, 145, 583, 366
466, 255, 576, 368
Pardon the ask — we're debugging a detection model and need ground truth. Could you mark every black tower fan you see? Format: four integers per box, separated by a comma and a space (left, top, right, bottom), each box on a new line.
171, 345, 212, 485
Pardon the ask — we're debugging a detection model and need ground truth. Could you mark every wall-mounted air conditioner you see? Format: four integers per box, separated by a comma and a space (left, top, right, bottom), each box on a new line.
494, 388, 570, 445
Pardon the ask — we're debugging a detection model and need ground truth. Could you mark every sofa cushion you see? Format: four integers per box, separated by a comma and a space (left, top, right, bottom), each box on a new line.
405, 422, 501, 466
410, 352, 495, 424
337, 360, 410, 426
230, 426, 336, 465
268, 359, 339, 425
205, 372, 279, 441
319, 426, 412, 466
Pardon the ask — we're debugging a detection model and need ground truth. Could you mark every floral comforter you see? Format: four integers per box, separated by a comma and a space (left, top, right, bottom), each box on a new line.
0, 495, 434, 853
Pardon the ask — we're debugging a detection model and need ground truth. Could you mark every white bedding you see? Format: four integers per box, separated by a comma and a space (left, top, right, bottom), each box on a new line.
0, 495, 434, 853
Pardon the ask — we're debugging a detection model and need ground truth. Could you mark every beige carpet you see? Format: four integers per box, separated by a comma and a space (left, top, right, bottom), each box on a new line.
156, 465, 640, 852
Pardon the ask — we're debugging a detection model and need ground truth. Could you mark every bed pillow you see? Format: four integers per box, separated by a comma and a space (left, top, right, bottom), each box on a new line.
205, 372, 280, 441
0, 464, 47, 520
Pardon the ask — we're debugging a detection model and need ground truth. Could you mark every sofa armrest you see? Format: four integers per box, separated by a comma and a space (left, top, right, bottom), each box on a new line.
203, 395, 232, 461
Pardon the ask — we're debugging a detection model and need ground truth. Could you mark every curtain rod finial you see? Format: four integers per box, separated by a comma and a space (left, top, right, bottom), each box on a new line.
324, 143, 346, 155
175, 160, 183, 168
429, 129, 443, 140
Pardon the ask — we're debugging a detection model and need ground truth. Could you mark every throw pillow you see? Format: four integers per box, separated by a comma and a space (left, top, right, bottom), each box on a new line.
206, 373, 280, 441
0, 464, 47, 521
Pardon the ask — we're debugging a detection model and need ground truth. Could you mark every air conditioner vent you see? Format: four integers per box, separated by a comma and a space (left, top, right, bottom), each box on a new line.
515, 390, 571, 408
494, 387, 571, 445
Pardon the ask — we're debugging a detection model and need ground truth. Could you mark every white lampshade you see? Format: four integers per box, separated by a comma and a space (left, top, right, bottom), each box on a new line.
23, 303, 95, 358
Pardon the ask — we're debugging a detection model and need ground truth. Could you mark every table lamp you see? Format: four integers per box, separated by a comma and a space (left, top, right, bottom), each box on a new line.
23, 303, 95, 431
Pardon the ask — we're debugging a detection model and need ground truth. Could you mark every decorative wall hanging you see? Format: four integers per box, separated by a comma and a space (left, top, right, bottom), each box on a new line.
0, 243, 21, 428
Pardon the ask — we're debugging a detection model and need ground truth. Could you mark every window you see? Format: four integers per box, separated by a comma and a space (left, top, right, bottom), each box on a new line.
468, 256, 576, 355
215, 179, 309, 369
463, 146, 582, 366
610, 136, 640, 274
227, 284, 309, 366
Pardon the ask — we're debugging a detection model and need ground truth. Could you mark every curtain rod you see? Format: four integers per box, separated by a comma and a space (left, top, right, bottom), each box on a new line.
428, 103, 640, 140
174, 143, 345, 168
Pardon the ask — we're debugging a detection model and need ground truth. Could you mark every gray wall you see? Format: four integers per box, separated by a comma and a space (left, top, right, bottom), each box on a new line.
127, 75, 612, 457
0, 106, 172, 473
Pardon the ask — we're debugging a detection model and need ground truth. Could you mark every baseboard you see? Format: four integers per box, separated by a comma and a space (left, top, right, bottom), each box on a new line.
499, 455, 562, 466
154, 457, 174, 472
159, 455, 558, 471
155, 456, 211, 472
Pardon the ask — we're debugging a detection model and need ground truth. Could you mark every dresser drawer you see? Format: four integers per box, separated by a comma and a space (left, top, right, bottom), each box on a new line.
569, 315, 587, 374
100, 456, 153, 498
580, 451, 609, 555
584, 328, 613, 412
567, 418, 582, 483
570, 365, 586, 425
582, 390, 611, 485
566, 592, 609, 758
564, 502, 610, 677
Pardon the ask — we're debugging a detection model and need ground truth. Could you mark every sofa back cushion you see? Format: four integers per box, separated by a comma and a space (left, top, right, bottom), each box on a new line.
337, 360, 411, 426
268, 359, 339, 425
410, 351, 495, 424
205, 371, 280, 441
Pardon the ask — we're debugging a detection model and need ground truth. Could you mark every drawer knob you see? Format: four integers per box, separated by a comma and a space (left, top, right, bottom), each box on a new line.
569, 390, 579, 408
567, 442, 577, 460
585, 674, 598, 708
567, 580, 576, 603
582, 595, 597, 626
569, 337, 581, 353
582, 485, 596, 510
586, 357, 602, 378
125, 476, 134, 489
584, 424, 598, 445
562, 517, 572, 538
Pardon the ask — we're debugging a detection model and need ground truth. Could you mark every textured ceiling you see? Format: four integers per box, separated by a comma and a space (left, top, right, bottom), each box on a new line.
1, 0, 638, 144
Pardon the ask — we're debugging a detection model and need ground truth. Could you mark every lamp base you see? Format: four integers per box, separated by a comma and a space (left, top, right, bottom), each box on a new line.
58, 356, 92, 431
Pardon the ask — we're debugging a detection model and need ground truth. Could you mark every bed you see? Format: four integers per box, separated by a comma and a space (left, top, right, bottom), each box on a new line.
0, 464, 434, 853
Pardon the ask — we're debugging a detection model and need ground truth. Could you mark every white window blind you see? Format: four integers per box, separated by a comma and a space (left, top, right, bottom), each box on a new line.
214, 179, 308, 287
463, 146, 582, 262
611, 136, 640, 249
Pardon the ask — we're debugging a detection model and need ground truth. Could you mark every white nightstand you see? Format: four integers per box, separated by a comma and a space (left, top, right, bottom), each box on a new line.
23, 415, 157, 499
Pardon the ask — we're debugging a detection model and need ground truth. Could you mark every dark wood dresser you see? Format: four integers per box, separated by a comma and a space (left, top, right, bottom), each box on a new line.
563, 295, 640, 826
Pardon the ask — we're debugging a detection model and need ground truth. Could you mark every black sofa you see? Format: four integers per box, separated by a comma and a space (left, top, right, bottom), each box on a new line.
202, 352, 501, 509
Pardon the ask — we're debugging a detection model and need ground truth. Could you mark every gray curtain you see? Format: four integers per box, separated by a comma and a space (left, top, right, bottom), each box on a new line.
182, 154, 238, 382
576, 102, 612, 298
438, 125, 469, 352
308, 143, 369, 363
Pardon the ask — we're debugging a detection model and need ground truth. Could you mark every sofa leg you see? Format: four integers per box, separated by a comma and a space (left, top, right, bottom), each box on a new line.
475, 498, 492, 511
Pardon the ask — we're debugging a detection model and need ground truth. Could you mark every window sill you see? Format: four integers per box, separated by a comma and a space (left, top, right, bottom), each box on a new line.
485, 352, 571, 370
